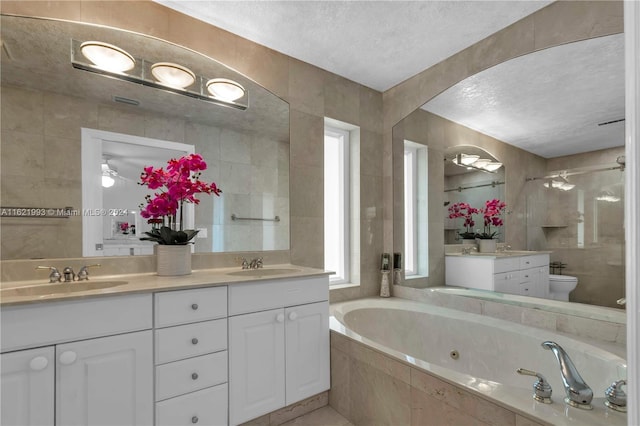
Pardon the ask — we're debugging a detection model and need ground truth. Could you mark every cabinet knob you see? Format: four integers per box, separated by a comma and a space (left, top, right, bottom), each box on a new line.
288, 311, 298, 321
276, 313, 285, 323
59, 351, 77, 365
191, 338, 199, 345
191, 303, 198, 310
191, 416, 199, 424
191, 372, 199, 380
30, 356, 49, 371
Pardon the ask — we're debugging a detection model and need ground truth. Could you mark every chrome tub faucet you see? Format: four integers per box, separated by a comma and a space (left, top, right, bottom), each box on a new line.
542, 341, 593, 409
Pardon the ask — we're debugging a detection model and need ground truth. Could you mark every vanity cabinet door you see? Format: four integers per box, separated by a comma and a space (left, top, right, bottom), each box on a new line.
1, 347, 55, 426
229, 308, 285, 425
284, 301, 330, 405
56, 330, 153, 426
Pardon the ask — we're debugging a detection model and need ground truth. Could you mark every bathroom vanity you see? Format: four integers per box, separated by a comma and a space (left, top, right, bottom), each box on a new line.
445, 252, 550, 298
0, 266, 330, 426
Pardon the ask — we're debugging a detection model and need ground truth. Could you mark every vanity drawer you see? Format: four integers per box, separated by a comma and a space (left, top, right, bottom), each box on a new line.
229, 276, 328, 316
1, 294, 152, 352
155, 286, 227, 328
156, 383, 228, 426
519, 254, 549, 269
155, 319, 227, 364
156, 351, 228, 401
493, 258, 520, 274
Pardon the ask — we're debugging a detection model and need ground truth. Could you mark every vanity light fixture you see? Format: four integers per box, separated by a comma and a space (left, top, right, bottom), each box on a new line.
206, 78, 246, 102
80, 41, 135, 73
543, 180, 574, 191
451, 154, 502, 173
483, 161, 503, 172
151, 62, 196, 89
71, 39, 249, 110
101, 160, 118, 188
453, 153, 480, 166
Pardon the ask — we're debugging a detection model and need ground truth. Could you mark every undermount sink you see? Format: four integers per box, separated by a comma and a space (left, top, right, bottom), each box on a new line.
227, 268, 302, 277
1, 281, 128, 298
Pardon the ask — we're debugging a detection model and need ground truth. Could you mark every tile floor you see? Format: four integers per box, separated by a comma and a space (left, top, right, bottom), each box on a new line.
281, 406, 353, 426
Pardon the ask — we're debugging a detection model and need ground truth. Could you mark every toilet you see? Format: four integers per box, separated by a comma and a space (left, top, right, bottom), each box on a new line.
548, 274, 578, 301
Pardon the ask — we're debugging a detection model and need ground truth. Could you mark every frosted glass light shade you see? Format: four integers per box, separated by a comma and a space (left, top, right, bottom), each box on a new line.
80, 41, 135, 73
102, 174, 115, 188
206, 78, 245, 101
473, 159, 492, 169
484, 161, 503, 172
151, 62, 195, 89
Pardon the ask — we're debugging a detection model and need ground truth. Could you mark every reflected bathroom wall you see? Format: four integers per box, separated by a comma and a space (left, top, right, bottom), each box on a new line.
526, 147, 625, 308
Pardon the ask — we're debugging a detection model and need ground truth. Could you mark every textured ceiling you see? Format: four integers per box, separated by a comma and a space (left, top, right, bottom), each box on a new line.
423, 34, 625, 158
154, 0, 551, 91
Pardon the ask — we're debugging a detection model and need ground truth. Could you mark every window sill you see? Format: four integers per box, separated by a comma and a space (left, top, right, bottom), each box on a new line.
405, 275, 428, 281
330, 282, 360, 291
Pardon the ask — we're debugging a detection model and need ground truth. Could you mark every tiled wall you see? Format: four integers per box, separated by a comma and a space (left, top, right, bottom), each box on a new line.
329, 331, 547, 426
526, 146, 626, 307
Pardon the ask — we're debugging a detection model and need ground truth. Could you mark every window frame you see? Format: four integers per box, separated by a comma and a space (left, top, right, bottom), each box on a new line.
324, 125, 351, 284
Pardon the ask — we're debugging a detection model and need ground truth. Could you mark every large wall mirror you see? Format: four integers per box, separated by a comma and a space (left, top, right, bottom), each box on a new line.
1, 15, 290, 260
392, 32, 625, 314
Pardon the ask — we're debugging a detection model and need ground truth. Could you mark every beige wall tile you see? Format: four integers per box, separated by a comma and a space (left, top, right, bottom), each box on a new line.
533, 1, 624, 51
0, 1, 81, 20
411, 386, 493, 426
44, 92, 98, 139
328, 346, 351, 420
290, 110, 323, 168
349, 358, 411, 425
324, 74, 360, 126
1, 86, 44, 135
269, 392, 328, 425
288, 59, 325, 117
290, 165, 323, 218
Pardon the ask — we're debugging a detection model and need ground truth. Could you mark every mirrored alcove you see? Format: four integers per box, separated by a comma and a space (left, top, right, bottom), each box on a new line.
0, 14, 290, 260
392, 31, 625, 313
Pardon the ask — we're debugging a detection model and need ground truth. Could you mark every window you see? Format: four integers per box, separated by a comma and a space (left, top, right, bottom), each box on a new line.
404, 141, 428, 278
324, 125, 350, 284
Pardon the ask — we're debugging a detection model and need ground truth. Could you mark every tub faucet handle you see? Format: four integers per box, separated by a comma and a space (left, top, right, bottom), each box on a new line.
604, 379, 627, 412
517, 368, 552, 403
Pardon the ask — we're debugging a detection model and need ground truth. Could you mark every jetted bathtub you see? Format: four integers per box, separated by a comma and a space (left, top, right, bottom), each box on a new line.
330, 297, 627, 426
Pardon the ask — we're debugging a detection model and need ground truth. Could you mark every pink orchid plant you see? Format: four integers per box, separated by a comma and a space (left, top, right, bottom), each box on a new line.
478, 199, 506, 240
447, 202, 480, 239
139, 154, 221, 245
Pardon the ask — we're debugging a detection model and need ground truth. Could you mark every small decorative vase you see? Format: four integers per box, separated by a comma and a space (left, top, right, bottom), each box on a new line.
478, 239, 497, 253
155, 245, 192, 276
380, 270, 391, 297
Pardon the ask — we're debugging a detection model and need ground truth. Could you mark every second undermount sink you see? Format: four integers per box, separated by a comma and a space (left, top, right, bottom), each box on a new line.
227, 268, 302, 277
1, 281, 129, 298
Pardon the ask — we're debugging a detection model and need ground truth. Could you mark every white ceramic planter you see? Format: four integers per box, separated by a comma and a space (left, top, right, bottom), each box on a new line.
477, 239, 497, 253
155, 245, 192, 276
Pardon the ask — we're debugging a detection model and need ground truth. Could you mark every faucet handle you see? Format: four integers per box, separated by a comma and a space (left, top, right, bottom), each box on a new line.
239, 257, 249, 269
604, 379, 627, 412
36, 266, 61, 283
77, 264, 101, 281
517, 368, 553, 403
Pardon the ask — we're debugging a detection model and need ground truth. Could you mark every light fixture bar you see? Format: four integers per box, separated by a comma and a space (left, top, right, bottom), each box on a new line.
71, 39, 249, 111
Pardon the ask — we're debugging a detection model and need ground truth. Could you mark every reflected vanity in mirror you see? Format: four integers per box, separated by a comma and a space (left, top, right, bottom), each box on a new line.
0, 14, 290, 260
444, 145, 505, 244
392, 32, 625, 313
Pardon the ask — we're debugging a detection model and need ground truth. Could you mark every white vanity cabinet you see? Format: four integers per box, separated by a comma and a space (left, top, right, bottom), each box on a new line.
228, 276, 330, 425
153, 286, 229, 426
1, 347, 55, 426
0, 294, 153, 426
446, 253, 550, 298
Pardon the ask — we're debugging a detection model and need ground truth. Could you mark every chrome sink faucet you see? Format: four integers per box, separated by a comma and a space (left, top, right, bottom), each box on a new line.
249, 257, 263, 269
542, 341, 593, 409
77, 264, 101, 281
62, 266, 76, 282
